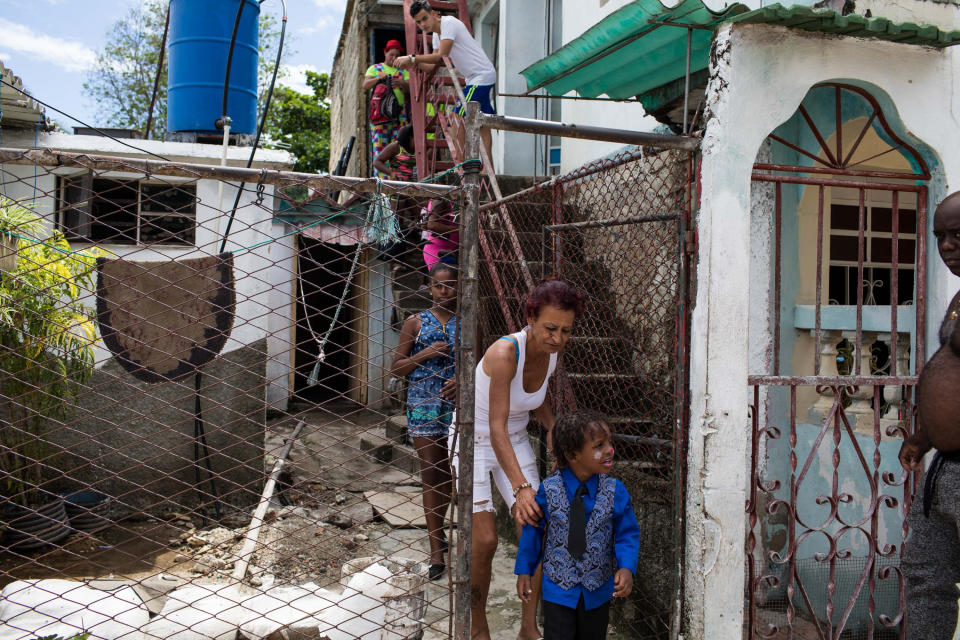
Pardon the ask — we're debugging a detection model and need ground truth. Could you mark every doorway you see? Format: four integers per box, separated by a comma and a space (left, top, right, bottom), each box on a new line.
294, 236, 357, 403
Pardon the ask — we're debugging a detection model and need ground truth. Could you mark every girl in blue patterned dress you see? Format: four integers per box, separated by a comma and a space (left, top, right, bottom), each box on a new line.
391, 263, 457, 580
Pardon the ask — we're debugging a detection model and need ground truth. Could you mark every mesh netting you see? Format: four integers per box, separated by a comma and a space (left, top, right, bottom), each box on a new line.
477, 147, 693, 639
0, 146, 465, 639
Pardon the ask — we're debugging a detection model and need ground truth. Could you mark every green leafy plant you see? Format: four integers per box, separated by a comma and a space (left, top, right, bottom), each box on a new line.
0, 197, 101, 505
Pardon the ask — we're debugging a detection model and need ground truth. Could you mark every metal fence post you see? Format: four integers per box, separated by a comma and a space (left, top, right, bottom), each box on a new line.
454, 101, 481, 640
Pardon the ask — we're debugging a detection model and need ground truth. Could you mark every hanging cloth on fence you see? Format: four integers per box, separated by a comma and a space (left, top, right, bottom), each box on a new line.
365, 187, 402, 248
96, 253, 236, 383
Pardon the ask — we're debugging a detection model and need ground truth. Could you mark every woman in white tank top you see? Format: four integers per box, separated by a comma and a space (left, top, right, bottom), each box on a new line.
467, 280, 584, 640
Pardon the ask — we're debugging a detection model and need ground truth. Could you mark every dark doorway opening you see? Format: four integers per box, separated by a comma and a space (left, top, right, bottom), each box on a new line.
294, 236, 356, 402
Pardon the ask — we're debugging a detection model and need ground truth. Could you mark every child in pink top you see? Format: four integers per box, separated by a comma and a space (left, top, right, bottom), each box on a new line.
421, 199, 459, 270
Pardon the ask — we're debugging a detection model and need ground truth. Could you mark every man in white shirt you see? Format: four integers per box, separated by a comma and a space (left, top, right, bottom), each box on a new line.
396, 1, 496, 170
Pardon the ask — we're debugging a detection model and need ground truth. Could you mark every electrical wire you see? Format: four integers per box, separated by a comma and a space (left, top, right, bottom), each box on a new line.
218, 0, 287, 255
221, 0, 247, 127
144, 2, 171, 139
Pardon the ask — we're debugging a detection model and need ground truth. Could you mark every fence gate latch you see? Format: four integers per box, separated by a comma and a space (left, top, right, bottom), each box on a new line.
684, 229, 697, 255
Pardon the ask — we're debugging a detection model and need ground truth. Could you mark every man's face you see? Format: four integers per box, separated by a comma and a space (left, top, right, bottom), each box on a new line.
413, 9, 438, 33
935, 195, 960, 276
384, 48, 402, 66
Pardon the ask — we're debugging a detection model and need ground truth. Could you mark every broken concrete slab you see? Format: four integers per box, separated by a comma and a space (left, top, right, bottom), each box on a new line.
340, 501, 376, 526
364, 490, 426, 528
377, 468, 421, 487
86, 574, 184, 615
0, 579, 149, 640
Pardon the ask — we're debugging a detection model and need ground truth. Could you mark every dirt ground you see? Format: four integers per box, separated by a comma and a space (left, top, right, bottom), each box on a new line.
0, 405, 534, 639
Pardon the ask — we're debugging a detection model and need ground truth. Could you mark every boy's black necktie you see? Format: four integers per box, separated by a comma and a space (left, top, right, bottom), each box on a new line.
569, 483, 588, 560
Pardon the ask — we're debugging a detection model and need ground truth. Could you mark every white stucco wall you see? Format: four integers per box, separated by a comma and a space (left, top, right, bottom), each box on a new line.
493, 0, 552, 175
556, 0, 667, 171
0, 134, 298, 408
688, 22, 960, 638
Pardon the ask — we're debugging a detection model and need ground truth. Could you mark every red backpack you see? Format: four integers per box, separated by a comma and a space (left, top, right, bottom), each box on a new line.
370, 76, 402, 125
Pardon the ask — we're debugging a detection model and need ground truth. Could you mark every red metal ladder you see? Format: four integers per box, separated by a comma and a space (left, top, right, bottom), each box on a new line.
402, 0, 535, 328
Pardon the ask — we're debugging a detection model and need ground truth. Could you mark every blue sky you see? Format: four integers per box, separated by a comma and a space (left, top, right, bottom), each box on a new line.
0, 0, 347, 133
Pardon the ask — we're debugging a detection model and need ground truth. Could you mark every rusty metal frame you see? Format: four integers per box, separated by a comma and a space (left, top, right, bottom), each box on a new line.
758, 83, 930, 180
531, 158, 694, 639
746, 82, 929, 640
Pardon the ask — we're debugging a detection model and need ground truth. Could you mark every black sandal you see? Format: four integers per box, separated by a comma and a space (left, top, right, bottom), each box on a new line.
429, 563, 446, 580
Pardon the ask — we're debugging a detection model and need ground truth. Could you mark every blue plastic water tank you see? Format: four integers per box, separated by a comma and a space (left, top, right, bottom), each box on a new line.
168, 0, 260, 135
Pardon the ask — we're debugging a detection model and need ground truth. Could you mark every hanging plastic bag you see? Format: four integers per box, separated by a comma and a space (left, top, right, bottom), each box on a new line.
365, 192, 402, 248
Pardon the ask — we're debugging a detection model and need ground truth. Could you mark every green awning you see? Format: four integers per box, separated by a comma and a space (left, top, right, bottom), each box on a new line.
521, 1, 960, 102
520, 0, 746, 100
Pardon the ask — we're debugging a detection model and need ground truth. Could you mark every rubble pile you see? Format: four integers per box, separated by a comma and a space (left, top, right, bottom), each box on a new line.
169, 504, 378, 586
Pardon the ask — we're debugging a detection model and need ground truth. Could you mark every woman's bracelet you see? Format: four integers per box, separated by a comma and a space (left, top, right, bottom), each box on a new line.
512, 482, 532, 498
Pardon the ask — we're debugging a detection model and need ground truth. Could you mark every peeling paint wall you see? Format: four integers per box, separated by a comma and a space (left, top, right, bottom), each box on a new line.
688, 22, 960, 638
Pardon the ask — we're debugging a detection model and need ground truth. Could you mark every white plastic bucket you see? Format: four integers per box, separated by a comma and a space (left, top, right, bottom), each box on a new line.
340, 557, 428, 640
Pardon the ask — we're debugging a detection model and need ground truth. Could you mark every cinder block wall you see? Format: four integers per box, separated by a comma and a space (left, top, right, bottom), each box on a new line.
44, 339, 268, 515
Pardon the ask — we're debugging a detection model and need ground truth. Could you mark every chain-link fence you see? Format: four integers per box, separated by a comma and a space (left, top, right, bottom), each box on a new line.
0, 146, 470, 639
477, 147, 694, 639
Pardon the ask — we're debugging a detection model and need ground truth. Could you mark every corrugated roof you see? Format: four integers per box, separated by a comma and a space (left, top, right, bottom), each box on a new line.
521, 1, 960, 102
0, 61, 47, 129
728, 4, 960, 46
521, 0, 746, 100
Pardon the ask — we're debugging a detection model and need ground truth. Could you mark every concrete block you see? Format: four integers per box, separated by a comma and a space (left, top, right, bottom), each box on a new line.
45, 339, 268, 514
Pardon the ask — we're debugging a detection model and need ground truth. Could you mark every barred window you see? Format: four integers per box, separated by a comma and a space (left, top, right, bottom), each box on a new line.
827, 189, 917, 306
56, 174, 197, 245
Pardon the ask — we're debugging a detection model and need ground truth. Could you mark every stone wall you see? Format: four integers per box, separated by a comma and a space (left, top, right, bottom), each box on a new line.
43, 339, 269, 515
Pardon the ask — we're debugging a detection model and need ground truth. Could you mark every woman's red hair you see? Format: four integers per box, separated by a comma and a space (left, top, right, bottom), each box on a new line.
524, 279, 585, 320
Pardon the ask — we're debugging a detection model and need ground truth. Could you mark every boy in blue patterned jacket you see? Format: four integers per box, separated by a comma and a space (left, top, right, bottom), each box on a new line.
515, 409, 640, 639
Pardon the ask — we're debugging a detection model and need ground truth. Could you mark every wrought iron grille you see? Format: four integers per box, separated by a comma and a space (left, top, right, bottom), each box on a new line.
747, 149, 926, 638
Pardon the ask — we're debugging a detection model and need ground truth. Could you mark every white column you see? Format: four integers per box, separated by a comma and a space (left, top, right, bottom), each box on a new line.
684, 25, 753, 640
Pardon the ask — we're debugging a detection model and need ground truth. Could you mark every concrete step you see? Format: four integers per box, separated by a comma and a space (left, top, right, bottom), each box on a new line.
385, 413, 408, 444
359, 426, 419, 475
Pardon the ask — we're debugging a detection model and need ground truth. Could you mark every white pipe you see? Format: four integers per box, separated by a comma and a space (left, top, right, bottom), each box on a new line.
215, 121, 232, 242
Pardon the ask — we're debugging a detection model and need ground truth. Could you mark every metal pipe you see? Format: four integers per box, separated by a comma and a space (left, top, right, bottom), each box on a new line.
0, 148, 460, 197
544, 212, 680, 232
454, 101, 481, 640
480, 114, 700, 151
815, 185, 824, 375
682, 27, 692, 135
774, 182, 782, 375
891, 190, 899, 376
143, 3, 170, 139
746, 375, 918, 386
753, 162, 929, 181
497, 91, 639, 103
480, 147, 654, 212
751, 172, 923, 192
856, 188, 865, 375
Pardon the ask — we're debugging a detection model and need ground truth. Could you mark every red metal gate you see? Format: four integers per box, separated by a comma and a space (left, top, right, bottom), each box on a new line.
745, 84, 928, 639
478, 146, 694, 639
